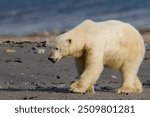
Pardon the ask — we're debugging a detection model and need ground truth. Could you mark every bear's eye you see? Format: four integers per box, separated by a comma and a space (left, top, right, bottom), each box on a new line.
67, 39, 72, 44
55, 47, 59, 50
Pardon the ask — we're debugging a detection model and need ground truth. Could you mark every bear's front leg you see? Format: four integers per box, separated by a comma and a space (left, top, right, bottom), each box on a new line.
70, 52, 103, 93
75, 57, 95, 93
70, 65, 103, 93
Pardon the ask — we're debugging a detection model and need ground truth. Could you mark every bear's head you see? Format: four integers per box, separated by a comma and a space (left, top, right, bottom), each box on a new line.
48, 34, 72, 63
48, 29, 85, 63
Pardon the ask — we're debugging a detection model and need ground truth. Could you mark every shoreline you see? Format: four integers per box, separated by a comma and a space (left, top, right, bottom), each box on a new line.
0, 28, 150, 43
0, 29, 66, 43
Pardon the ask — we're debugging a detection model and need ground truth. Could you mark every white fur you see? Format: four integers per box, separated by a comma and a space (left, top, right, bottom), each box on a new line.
48, 20, 145, 94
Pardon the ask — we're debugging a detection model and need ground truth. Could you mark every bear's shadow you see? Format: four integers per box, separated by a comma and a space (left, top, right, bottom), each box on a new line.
0, 87, 69, 93
0, 86, 115, 93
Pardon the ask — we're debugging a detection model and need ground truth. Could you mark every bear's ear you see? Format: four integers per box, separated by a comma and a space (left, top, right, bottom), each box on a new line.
67, 39, 72, 44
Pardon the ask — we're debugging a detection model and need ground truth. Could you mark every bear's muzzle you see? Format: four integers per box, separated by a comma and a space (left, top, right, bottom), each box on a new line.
48, 57, 58, 63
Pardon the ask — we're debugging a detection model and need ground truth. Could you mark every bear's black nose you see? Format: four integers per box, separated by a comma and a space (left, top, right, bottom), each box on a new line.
48, 57, 52, 61
48, 58, 57, 63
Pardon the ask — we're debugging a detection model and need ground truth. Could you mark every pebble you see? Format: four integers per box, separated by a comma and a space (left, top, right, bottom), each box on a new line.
21, 73, 24, 75
57, 84, 65, 88
111, 75, 118, 79
56, 75, 60, 79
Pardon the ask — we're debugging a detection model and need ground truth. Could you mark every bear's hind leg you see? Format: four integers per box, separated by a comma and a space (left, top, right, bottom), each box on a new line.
117, 73, 136, 94
134, 76, 143, 93
117, 62, 143, 94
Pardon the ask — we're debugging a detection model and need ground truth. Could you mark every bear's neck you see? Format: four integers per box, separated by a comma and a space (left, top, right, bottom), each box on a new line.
71, 48, 86, 58
71, 50, 82, 57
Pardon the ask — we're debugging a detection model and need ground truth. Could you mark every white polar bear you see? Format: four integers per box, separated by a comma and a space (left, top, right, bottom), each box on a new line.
48, 20, 145, 94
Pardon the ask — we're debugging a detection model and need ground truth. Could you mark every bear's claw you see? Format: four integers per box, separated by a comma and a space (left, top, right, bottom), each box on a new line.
70, 80, 95, 94
117, 87, 142, 94
70, 80, 87, 93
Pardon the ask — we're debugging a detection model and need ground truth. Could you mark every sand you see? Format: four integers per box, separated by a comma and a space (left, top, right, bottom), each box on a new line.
0, 30, 150, 100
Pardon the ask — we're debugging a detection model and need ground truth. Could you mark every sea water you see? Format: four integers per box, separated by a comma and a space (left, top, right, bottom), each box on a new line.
0, 0, 150, 35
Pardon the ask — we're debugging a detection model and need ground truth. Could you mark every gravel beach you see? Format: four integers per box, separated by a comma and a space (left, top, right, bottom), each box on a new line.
0, 30, 150, 100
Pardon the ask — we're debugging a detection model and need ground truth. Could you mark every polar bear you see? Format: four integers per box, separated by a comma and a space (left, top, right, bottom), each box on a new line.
48, 20, 145, 94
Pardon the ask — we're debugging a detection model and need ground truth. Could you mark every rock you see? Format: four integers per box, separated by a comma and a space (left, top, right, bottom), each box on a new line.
23, 96, 38, 100
23, 96, 28, 100
35, 84, 43, 89
100, 86, 113, 91
143, 80, 150, 87
56, 75, 60, 79
28, 96, 38, 99
37, 48, 45, 54
32, 47, 45, 54
14, 58, 23, 63
6, 49, 16, 53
